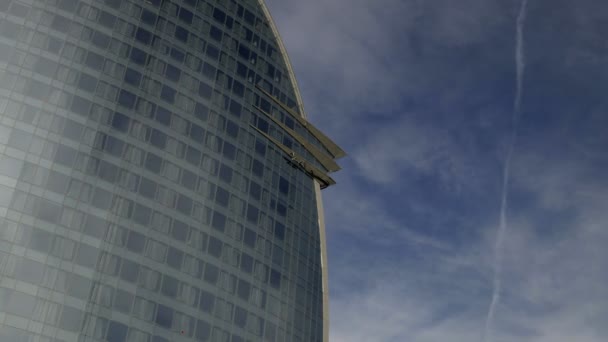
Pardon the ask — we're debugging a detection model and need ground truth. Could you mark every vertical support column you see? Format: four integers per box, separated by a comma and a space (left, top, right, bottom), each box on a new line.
314, 179, 330, 342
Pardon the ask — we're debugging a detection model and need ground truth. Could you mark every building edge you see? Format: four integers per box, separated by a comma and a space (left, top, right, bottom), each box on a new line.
257, 2, 330, 341
256, 1, 307, 119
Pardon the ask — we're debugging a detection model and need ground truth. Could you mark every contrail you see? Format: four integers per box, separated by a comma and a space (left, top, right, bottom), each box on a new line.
482, 0, 529, 341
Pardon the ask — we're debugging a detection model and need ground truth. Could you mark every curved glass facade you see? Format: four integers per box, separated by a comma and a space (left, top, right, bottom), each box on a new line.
0, 1, 341, 341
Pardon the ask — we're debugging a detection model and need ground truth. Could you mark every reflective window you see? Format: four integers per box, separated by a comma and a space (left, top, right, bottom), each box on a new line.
156, 304, 173, 329
124, 68, 142, 86
141, 10, 157, 26
107, 320, 128, 342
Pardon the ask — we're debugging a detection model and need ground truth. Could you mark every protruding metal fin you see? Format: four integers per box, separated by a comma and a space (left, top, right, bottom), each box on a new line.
255, 84, 346, 159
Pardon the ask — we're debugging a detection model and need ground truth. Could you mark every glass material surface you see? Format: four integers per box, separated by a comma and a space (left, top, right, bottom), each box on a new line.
0, 1, 326, 341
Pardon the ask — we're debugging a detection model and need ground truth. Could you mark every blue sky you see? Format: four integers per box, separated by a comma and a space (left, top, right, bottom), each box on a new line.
266, 0, 608, 341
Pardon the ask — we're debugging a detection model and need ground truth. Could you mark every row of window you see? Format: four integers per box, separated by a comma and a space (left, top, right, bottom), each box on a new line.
0, 75, 299, 224
1, 146, 322, 312
3, 145, 317, 285
0, 220, 289, 340
5, 119, 291, 227
5, 145, 290, 284
0, 162, 320, 330
2, 0, 302, 126
1, 160, 326, 327
0, 22, 319, 171
30, 0, 314, 148
39, 0, 292, 103
0, 89, 320, 262
0, 284, 255, 342
2, 122, 317, 284
0, 68, 278, 199
2, 123, 318, 284
156, 0, 282, 70
1, 11, 330, 172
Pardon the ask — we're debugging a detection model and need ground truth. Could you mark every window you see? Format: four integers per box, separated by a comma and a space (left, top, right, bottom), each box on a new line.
194, 102, 209, 121
135, 27, 152, 44
210, 25, 222, 42
92, 31, 111, 49
206, 44, 219, 60
202, 62, 216, 79
161, 85, 176, 103
124, 68, 142, 86
279, 177, 290, 195
170, 47, 185, 62
133, 297, 156, 321
176, 194, 193, 215
118, 89, 136, 108
145, 240, 167, 262
155, 106, 172, 126
59, 306, 84, 332
186, 146, 202, 166
75, 243, 100, 268
247, 204, 259, 224
211, 211, 226, 232
91, 187, 113, 209
14, 257, 45, 284
270, 269, 281, 289
181, 169, 197, 188
138, 267, 161, 291
240, 253, 254, 274
145, 153, 162, 173
85, 51, 104, 69
244, 228, 256, 248
167, 247, 184, 270
234, 306, 247, 328
175, 26, 189, 42
119, 258, 139, 283
195, 320, 211, 340
249, 181, 261, 200
99, 11, 117, 28
237, 279, 251, 301
111, 112, 130, 132
155, 305, 173, 328
165, 63, 181, 82
150, 129, 167, 149
138, 177, 157, 199
179, 8, 193, 23
113, 289, 134, 314
126, 231, 146, 253
213, 8, 226, 23
204, 262, 219, 284
141, 9, 157, 26
161, 275, 178, 297
274, 222, 286, 241
215, 186, 229, 207
130, 47, 147, 65
106, 321, 128, 342
199, 81, 212, 99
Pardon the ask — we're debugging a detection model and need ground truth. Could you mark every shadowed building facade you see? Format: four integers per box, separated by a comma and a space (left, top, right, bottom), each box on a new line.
0, 0, 343, 341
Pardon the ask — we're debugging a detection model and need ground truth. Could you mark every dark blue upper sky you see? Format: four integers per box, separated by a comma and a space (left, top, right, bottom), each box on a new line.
266, 0, 608, 341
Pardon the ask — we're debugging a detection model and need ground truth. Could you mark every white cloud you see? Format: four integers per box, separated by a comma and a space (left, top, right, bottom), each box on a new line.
352, 117, 464, 186
263, 0, 608, 341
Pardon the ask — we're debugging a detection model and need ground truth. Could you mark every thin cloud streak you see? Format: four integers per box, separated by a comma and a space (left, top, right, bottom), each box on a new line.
483, 0, 529, 341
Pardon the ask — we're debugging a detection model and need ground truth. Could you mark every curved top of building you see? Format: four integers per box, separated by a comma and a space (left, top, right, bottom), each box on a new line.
0, 1, 343, 341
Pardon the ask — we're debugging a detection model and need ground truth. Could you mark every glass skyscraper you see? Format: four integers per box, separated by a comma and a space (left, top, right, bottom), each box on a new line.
0, 0, 343, 341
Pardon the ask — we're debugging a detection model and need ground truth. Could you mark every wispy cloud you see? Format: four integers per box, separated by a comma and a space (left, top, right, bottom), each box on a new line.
265, 0, 608, 341
483, 1, 529, 340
